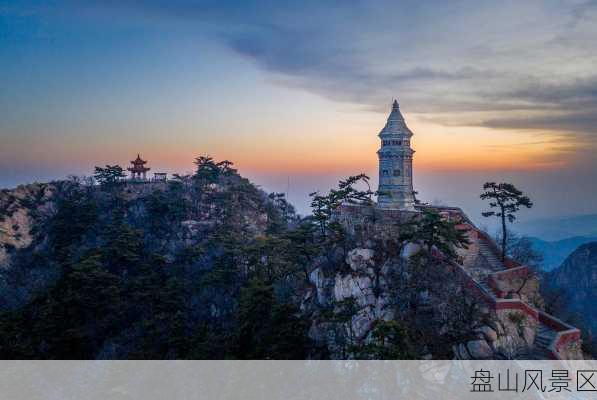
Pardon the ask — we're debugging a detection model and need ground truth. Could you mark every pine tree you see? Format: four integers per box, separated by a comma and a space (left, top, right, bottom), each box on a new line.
480, 182, 533, 261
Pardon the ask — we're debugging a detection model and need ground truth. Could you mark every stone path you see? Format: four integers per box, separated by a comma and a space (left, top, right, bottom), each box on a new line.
529, 323, 557, 359
477, 241, 504, 272
463, 231, 559, 360
477, 277, 497, 298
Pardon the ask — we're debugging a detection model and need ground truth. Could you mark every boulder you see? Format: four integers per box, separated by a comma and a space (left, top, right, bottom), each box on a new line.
478, 325, 498, 342
466, 339, 493, 359
455, 343, 470, 359
345, 248, 375, 272
401, 242, 421, 259
351, 308, 375, 339
522, 326, 535, 346
491, 320, 505, 336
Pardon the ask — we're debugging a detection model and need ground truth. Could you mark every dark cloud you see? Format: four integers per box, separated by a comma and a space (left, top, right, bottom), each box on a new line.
195, 2, 597, 139
497, 77, 597, 106
482, 111, 597, 133
479, 77, 597, 134
32, 0, 597, 136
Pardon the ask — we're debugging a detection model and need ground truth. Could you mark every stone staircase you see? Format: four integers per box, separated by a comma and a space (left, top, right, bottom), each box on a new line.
530, 323, 557, 358
476, 276, 557, 359
477, 277, 497, 298
469, 236, 561, 359
515, 323, 558, 359
435, 208, 582, 359
477, 241, 503, 271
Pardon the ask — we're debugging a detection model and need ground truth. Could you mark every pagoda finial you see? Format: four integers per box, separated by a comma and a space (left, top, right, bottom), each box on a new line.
392, 99, 399, 109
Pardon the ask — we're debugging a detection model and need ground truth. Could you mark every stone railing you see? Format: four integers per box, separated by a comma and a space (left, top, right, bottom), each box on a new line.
440, 209, 582, 360
451, 260, 539, 321
450, 259, 578, 359
493, 298, 539, 319
487, 266, 530, 298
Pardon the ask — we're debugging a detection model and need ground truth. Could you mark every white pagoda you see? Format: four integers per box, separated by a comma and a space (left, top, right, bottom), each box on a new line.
376, 100, 416, 211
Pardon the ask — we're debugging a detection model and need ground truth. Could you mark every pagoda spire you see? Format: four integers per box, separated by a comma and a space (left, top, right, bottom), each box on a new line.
379, 98, 411, 137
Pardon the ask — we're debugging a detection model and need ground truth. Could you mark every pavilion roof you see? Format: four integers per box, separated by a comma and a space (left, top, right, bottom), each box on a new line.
130, 154, 148, 165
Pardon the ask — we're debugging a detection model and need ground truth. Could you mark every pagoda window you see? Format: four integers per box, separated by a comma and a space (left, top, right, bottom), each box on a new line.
382, 170, 389, 176
393, 169, 401, 176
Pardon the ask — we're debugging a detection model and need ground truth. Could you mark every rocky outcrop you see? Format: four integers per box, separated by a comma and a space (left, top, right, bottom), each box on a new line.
307, 204, 577, 360
0, 176, 583, 360
0, 183, 57, 267
465, 340, 493, 359
306, 247, 395, 344
0, 175, 276, 311
452, 311, 538, 360
305, 241, 543, 359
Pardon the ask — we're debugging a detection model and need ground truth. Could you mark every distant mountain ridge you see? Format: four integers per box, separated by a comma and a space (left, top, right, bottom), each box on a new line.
516, 214, 597, 241
528, 236, 597, 271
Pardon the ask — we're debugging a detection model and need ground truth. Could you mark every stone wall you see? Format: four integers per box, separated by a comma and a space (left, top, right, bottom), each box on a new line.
333, 203, 418, 242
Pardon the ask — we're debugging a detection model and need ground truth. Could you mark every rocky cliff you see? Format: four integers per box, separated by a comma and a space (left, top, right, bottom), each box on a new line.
300, 204, 564, 359
547, 242, 597, 331
0, 183, 58, 268
0, 168, 583, 359
550, 242, 597, 296
0, 161, 314, 359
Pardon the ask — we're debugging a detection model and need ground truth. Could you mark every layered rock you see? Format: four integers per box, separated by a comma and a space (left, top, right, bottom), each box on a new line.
0, 183, 57, 267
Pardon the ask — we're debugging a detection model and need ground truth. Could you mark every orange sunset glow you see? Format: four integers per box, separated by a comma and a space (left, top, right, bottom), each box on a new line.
2, 1, 596, 221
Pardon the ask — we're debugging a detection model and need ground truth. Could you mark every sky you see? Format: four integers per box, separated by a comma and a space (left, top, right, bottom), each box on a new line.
2, 0, 597, 226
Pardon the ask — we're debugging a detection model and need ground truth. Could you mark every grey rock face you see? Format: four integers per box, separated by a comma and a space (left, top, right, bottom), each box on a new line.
551, 243, 597, 291
0, 183, 57, 268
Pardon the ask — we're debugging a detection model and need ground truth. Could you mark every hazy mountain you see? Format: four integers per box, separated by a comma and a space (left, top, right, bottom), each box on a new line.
528, 236, 597, 271
545, 242, 597, 333
515, 214, 597, 241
